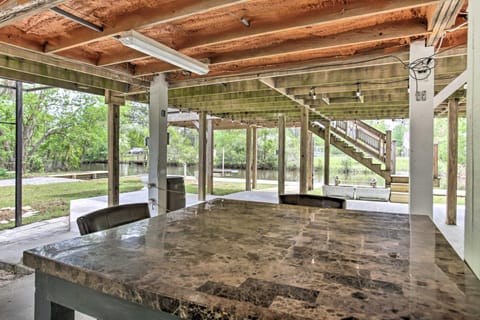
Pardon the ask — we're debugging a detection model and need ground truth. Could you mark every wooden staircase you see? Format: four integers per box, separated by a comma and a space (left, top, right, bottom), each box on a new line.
309, 120, 394, 185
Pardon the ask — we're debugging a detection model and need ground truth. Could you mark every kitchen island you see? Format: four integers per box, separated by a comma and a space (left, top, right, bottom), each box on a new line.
24, 198, 480, 319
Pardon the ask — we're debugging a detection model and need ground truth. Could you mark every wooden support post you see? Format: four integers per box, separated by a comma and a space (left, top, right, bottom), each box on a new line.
148, 75, 168, 216
300, 107, 309, 193
391, 140, 397, 175
198, 112, 207, 201
252, 127, 258, 189
278, 115, 286, 195
307, 132, 314, 191
385, 130, 392, 187
465, 0, 480, 278
324, 121, 331, 186
106, 90, 120, 207
206, 119, 214, 195
433, 144, 439, 180
447, 98, 458, 225
245, 126, 252, 191
15, 81, 22, 227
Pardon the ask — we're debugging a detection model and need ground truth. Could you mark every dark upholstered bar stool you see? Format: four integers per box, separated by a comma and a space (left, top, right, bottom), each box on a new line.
77, 203, 150, 235
279, 194, 346, 209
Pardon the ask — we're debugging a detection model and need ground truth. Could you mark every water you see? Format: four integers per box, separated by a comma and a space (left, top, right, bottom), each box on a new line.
79, 163, 383, 186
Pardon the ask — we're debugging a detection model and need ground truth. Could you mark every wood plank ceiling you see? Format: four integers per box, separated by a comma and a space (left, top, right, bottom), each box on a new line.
0, 0, 468, 127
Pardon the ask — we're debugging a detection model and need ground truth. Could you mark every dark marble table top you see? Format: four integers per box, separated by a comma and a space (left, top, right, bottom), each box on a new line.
24, 199, 480, 319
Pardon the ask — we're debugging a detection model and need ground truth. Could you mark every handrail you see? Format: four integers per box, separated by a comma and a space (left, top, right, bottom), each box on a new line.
329, 120, 392, 166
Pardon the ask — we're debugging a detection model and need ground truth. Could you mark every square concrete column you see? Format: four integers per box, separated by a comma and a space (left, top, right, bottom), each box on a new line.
148, 75, 168, 216
465, 0, 480, 279
409, 40, 434, 217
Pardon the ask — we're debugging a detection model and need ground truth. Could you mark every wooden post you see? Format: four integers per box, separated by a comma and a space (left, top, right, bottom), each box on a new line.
447, 98, 458, 225
300, 107, 309, 193
245, 126, 252, 191
15, 81, 22, 227
278, 115, 286, 195
385, 130, 392, 187
106, 90, 121, 207
206, 119, 214, 195
307, 132, 314, 191
324, 121, 331, 186
252, 127, 258, 189
391, 140, 397, 175
433, 144, 439, 180
198, 112, 207, 201
148, 75, 168, 216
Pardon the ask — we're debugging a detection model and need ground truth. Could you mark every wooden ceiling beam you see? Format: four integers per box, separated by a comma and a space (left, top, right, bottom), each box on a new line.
274, 55, 466, 88
168, 90, 281, 103
209, 21, 428, 65
44, 0, 248, 54
0, 54, 130, 93
0, 67, 104, 95
0, 43, 147, 88
168, 80, 269, 98
427, 0, 465, 46
101, 0, 437, 68
0, 0, 67, 28
178, 100, 297, 110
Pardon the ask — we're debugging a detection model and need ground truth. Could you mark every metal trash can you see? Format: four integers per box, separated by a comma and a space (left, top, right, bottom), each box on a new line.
166, 176, 186, 212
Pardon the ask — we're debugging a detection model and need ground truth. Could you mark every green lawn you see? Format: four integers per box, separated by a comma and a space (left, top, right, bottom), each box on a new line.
0, 176, 144, 230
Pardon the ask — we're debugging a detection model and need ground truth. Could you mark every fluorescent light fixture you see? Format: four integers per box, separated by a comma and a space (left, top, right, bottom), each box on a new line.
117, 30, 209, 75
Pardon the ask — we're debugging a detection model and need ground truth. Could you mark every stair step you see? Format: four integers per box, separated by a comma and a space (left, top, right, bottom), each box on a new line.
391, 183, 409, 193
391, 175, 409, 184
390, 192, 409, 203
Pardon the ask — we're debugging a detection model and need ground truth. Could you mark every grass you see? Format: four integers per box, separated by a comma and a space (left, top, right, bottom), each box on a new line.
0, 176, 144, 230
185, 180, 273, 196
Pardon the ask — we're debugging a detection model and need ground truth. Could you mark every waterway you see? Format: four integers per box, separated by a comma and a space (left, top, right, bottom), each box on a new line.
79, 163, 385, 186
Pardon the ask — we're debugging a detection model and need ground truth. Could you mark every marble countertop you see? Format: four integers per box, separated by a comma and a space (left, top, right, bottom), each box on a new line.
24, 199, 480, 319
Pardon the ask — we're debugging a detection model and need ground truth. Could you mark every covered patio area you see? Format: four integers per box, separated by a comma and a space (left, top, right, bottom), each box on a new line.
1, 0, 479, 319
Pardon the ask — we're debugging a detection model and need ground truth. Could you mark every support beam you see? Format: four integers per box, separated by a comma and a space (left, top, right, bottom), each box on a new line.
433, 70, 467, 108
106, 91, 121, 207
307, 132, 314, 191
447, 98, 458, 225
15, 81, 22, 227
300, 107, 309, 193
252, 127, 258, 189
206, 119, 214, 195
0, 0, 67, 28
465, 0, 480, 279
148, 75, 168, 215
409, 40, 434, 217
385, 130, 392, 187
245, 126, 253, 191
324, 121, 331, 186
198, 112, 207, 201
278, 115, 286, 195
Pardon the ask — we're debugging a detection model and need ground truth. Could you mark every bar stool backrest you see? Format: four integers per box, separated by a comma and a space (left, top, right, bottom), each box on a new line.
77, 203, 150, 235
279, 194, 346, 209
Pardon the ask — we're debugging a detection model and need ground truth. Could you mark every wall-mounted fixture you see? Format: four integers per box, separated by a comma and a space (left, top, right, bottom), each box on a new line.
116, 30, 209, 75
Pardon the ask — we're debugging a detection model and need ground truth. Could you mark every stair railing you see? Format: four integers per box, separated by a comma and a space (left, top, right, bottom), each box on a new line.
330, 120, 392, 167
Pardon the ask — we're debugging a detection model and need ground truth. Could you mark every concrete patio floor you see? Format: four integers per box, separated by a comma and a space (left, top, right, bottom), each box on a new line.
0, 185, 466, 320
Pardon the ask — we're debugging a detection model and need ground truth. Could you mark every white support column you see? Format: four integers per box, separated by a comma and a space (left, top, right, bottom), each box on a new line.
278, 115, 286, 195
465, 0, 480, 279
148, 75, 168, 216
300, 107, 309, 193
198, 112, 207, 201
409, 40, 434, 217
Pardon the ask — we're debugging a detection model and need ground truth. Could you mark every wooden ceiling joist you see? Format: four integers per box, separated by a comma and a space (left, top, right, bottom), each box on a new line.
0, 0, 469, 123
